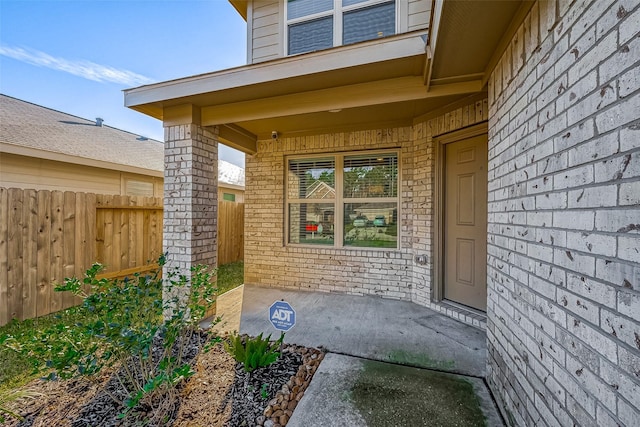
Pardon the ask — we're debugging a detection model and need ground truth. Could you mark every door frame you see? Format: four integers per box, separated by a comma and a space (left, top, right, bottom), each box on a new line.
432, 122, 488, 303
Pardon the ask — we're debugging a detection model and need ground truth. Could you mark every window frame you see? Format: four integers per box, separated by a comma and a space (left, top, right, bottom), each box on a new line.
284, 0, 398, 56
285, 149, 401, 250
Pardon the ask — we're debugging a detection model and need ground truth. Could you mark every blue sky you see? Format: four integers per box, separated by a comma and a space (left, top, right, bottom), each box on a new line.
0, 0, 248, 166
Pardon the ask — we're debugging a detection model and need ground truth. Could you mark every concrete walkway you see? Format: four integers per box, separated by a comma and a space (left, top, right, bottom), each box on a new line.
288, 353, 503, 427
202, 284, 244, 335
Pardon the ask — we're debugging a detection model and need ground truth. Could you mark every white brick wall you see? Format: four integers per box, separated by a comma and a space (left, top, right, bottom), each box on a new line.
163, 123, 218, 312
487, 0, 640, 425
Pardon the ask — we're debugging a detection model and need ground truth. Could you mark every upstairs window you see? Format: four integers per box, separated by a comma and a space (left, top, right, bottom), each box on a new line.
287, 0, 396, 55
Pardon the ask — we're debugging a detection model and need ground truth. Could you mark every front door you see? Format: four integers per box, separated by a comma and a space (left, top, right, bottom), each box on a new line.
444, 134, 488, 311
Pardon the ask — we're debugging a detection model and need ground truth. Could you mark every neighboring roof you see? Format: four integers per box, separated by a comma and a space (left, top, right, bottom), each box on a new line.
1, 93, 164, 175
306, 181, 335, 199
0, 94, 245, 187
218, 159, 245, 187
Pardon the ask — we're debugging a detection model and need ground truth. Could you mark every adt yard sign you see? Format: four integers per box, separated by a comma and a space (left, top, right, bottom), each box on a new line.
269, 300, 296, 332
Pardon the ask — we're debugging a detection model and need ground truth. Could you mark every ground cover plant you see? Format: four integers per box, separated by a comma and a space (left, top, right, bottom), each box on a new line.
1, 256, 217, 425
224, 332, 285, 373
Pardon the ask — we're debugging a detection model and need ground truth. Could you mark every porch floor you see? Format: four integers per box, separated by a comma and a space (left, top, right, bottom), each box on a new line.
239, 285, 486, 377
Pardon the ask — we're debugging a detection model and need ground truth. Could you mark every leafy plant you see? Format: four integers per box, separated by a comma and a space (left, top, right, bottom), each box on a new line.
260, 383, 269, 400
0, 388, 42, 423
224, 333, 284, 373
1, 256, 218, 422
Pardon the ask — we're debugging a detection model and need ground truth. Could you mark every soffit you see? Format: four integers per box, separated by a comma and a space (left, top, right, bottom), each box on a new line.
430, 0, 526, 83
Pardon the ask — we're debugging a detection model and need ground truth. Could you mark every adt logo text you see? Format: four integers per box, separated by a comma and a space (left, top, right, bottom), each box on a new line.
269, 300, 296, 332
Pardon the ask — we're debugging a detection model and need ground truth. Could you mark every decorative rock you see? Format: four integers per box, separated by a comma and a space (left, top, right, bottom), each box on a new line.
287, 400, 297, 411
256, 415, 266, 425
264, 420, 274, 427
280, 414, 289, 425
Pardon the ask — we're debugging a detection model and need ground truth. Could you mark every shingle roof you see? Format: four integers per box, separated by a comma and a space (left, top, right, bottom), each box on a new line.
0, 94, 244, 187
1, 93, 164, 172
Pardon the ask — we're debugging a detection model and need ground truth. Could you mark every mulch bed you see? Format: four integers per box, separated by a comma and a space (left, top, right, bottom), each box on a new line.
4, 335, 324, 427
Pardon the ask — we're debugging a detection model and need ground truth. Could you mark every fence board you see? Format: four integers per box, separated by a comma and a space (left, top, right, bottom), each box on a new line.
50, 191, 64, 313
103, 199, 114, 272
0, 189, 9, 325
84, 192, 97, 296
63, 192, 76, 309
22, 189, 38, 319
36, 190, 51, 317
74, 192, 87, 302
0, 188, 243, 326
8, 188, 24, 321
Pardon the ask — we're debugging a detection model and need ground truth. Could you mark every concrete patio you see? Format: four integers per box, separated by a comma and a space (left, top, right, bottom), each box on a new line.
238, 285, 487, 377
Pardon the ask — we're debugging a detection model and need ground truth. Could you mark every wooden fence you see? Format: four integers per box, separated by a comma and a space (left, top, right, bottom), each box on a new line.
0, 189, 244, 326
217, 201, 244, 265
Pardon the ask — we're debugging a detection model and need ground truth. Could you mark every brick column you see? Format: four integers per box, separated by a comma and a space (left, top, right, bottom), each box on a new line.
163, 122, 218, 316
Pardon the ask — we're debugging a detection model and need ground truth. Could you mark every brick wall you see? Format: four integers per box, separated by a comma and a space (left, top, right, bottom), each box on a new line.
163, 123, 218, 310
244, 98, 488, 308
486, 0, 640, 425
245, 129, 415, 299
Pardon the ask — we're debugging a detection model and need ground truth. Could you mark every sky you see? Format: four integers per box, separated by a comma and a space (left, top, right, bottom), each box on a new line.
0, 0, 248, 167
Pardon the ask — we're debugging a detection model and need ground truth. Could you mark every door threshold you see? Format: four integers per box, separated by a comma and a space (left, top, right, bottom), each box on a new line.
428, 299, 487, 330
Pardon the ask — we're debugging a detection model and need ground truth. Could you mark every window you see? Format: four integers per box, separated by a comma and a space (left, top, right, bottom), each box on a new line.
223, 193, 236, 202
286, 151, 398, 248
287, 0, 396, 55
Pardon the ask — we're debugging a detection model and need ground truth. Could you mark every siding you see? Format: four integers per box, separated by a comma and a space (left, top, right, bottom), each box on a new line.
486, 0, 640, 425
407, 0, 430, 32
0, 153, 161, 196
251, 0, 281, 64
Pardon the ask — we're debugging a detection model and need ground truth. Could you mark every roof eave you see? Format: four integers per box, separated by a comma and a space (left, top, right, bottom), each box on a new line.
228, 0, 247, 21
123, 31, 429, 119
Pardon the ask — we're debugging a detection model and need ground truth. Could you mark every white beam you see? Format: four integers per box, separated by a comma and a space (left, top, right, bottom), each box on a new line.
217, 124, 258, 155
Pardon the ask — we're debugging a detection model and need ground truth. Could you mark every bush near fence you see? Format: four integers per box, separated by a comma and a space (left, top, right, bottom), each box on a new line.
0, 188, 243, 326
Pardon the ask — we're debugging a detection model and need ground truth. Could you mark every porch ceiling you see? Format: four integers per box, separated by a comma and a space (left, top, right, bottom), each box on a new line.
429, 0, 535, 86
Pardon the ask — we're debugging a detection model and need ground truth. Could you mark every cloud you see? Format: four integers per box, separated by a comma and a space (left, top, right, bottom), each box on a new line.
0, 45, 155, 86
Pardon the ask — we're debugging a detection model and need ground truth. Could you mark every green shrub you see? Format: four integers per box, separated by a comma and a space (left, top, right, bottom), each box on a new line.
224, 333, 284, 373
1, 256, 217, 421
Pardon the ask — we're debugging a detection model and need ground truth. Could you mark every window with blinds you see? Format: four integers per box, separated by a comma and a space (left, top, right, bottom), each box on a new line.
286, 151, 398, 249
286, 0, 396, 55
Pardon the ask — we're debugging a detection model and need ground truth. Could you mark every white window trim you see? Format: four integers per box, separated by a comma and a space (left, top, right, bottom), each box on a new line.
285, 149, 401, 250
284, 0, 399, 56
